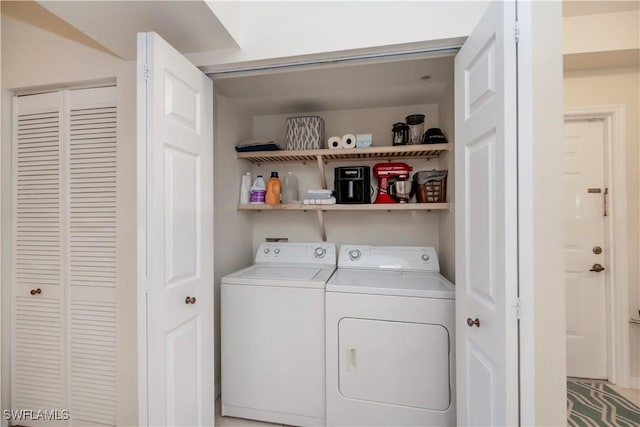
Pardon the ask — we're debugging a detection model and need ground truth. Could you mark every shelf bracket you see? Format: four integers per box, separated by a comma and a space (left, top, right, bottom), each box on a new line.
316, 155, 327, 189
316, 210, 327, 242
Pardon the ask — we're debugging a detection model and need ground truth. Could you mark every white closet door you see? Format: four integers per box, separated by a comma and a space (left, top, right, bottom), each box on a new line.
455, 1, 519, 426
12, 87, 118, 427
12, 92, 66, 425
66, 87, 117, 426
138, 32, 214, 426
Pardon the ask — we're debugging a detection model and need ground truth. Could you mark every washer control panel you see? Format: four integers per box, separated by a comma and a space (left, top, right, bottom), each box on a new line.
338, 245, 440, 272
255, 242, 336, 266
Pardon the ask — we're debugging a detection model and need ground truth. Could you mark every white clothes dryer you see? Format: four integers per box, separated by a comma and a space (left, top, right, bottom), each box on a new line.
325, 245, 455, 427
221, 242, 336, 426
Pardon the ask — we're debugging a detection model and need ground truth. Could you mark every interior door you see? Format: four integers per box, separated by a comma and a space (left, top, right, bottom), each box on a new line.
12, 92, 66, 427
564, 119, 607, 379
454, 1, 519, 426
137, 32, 214, 426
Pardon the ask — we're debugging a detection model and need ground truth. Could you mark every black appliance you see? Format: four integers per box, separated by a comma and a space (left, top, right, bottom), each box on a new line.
392, 122, 409, 146
334, 166, 371, 204
422, 127, 448, 144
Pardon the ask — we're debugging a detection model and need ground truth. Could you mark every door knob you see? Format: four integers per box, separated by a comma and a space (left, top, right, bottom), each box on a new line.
30, 288, 41, 296
466, 318, 480, 327
185, 296, 196, 304
590, 263, 605, 273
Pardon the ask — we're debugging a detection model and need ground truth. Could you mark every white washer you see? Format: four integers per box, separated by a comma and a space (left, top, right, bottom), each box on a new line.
221, 242, 336, 426
325, 245, 456, 427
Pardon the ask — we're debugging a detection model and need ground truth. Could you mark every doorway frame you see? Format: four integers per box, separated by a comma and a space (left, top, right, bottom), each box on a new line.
564, 105, 629, 388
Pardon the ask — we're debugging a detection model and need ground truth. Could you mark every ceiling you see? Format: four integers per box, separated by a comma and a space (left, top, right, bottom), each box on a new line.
25, 0, 638, 91
31, 0, 639, 66
36, 0, 239, 60
213, 54, 455, 115
562, 0, 640, 17
564, 49, 640, 72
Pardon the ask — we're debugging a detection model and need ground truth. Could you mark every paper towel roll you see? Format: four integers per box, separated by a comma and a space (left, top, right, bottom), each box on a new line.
341, 134, 356, 149
328, 136, 342, 149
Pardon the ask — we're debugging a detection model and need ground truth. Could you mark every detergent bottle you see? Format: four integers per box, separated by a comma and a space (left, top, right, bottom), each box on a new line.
239, 172, 252, 204
265, 172, 281, 205
249, 175, 266, 204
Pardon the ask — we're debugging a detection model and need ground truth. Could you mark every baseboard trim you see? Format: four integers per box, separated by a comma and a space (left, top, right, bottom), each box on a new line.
215, 381, 221, 399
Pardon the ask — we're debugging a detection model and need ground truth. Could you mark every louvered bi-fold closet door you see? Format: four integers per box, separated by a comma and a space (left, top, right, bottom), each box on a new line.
66, 87, 117, 427
12, 87, 117, 427
12, 92, 66, 425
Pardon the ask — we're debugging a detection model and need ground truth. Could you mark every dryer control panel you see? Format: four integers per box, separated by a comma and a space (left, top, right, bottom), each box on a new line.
338, 245, 439, 272
255, 242, 336, 266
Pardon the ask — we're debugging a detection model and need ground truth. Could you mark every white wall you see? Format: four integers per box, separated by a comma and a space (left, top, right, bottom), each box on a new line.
0, 1, 581, 423
1, 2, 137, 422
562, 5, 640, 387
205, 1, 245, 47
115, 61, 139, 426
0, 3, 3, 423
563, 9, 640, 71
518, 1, 566, 425
189, 1, 490, 70
212, 94, 254, 392
564, 66, 640, 383
437, 84, 455, 281
248, 104, 447, 252
1, 1, 122, 91
563, 10, 639, 55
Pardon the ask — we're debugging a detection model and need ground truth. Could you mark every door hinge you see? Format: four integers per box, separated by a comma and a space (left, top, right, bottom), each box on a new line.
516, 298, 522, 319
144, 64, 150, 81
514, 21, 520, 44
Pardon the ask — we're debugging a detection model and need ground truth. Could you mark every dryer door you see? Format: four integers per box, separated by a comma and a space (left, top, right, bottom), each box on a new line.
338, 318, 451, 411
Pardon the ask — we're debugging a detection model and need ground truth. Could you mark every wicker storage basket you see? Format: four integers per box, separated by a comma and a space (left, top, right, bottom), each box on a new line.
413, 170, 447, 203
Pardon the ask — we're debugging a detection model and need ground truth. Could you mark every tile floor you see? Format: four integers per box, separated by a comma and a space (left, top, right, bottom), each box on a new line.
215, 398, 284, 427
215, 382, 640, 427
606, 383, 640, 405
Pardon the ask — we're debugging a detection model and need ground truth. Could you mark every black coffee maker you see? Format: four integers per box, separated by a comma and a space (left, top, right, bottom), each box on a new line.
334, 166, 371, 204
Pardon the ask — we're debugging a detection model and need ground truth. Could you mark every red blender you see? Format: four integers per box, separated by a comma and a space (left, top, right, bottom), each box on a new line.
373, 162, 413, 204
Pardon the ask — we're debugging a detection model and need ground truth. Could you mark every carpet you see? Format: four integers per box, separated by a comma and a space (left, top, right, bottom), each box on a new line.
567, 379, 640, 427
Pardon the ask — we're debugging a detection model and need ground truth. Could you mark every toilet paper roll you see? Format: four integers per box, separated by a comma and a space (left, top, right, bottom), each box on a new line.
341, 134, 357, 149
328, 136, 342, 149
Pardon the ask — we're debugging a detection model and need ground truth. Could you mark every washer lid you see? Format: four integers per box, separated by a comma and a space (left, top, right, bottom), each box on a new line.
222, 264, 335, 289
326, 269, 454, 298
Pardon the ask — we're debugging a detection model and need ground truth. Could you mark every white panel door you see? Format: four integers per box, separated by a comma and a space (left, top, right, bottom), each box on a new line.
454, 1, 518, 426
138, 32, 214, 426
564, 119, 607, 379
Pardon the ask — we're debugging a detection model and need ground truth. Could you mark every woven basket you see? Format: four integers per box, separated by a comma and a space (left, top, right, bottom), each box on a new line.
414, 170, 447, 203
